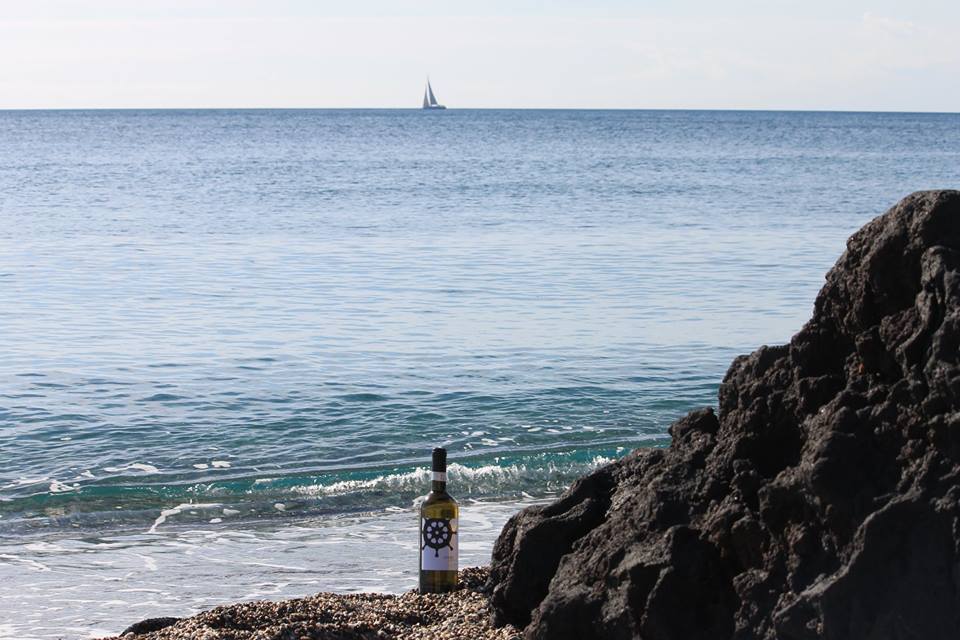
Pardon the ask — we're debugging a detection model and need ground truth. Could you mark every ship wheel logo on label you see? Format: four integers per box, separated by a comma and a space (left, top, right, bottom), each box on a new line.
421, 518, 457, 557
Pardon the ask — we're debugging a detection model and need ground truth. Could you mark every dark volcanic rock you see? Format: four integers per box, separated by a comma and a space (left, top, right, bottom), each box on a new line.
120, 617, 181, 636
488, 191, 960, 640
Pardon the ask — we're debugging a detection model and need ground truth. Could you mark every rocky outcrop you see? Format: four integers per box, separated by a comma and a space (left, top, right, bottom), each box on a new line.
120, 617, 181, 636
488, 191, 960, 640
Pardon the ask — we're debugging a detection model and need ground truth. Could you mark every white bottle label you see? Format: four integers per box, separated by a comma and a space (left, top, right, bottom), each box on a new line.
420, 516, 458, 571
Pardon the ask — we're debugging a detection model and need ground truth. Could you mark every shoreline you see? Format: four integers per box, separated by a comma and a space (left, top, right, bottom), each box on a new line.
100, 567, 518, 640
0, 499, 537, 638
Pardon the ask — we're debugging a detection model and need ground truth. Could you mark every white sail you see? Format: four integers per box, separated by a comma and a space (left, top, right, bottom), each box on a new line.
421, 77, 446, 109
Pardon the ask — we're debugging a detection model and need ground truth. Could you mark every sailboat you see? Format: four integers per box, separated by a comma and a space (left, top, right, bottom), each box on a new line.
421, 78, 446, 110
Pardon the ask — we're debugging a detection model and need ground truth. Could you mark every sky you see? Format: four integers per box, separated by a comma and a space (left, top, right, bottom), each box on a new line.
0, 0, 958, 110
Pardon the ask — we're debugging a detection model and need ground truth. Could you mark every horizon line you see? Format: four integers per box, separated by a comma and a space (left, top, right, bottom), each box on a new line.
1, 106, 959, 115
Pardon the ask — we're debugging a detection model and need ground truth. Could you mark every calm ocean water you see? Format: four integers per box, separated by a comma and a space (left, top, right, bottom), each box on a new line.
1, 109, 959, 638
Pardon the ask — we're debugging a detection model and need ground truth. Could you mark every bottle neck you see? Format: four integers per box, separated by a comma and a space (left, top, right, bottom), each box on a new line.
431, 470, 447, 494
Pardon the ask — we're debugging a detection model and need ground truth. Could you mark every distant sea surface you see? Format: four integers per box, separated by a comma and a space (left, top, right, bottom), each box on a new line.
1, 109, 959, 638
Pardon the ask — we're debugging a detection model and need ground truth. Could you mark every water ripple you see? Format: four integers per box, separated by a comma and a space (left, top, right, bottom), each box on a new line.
1, 109, 959, 636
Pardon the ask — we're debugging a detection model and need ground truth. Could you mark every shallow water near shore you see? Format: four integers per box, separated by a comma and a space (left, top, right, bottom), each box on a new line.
0, 499, 540, 640
2, 109, 960, 638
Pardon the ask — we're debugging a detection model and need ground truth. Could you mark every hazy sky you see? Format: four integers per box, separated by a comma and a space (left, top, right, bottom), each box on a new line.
1, 0, 958, 110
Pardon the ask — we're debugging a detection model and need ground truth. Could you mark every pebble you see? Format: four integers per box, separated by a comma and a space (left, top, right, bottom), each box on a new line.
99, 567, 520, 640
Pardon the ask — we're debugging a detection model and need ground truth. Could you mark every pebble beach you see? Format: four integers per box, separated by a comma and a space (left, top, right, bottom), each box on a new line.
99, 568, 518, 640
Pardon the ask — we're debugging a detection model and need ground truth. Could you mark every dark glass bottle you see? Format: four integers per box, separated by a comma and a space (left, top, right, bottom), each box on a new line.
419, 447, 459, 593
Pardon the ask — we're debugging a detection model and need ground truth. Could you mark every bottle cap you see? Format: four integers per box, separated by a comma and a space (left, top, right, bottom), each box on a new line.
432, 447, 447, 472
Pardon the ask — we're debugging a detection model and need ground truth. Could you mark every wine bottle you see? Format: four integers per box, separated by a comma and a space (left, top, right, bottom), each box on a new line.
419, 447, 458, 593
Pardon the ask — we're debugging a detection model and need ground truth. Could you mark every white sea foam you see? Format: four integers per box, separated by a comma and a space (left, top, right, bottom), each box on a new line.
49, 480, 77, 493
104, 463, 160, 474
147, 503, 221, 534
0, 554, 50, 572
9, 477, 49, 487
290, 458, 613, 499
24, 541, 66, 553
135, 553, 158, 571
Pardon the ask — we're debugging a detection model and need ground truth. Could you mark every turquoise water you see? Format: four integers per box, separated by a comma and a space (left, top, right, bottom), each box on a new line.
1, 109, 959, 637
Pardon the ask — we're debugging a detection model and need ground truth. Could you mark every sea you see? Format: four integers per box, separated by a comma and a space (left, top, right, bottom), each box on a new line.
1, 109, 958, 639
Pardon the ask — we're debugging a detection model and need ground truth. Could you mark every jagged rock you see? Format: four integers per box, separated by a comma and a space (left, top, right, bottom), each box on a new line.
488, 191, 960, 640
120, 617, 181, 636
